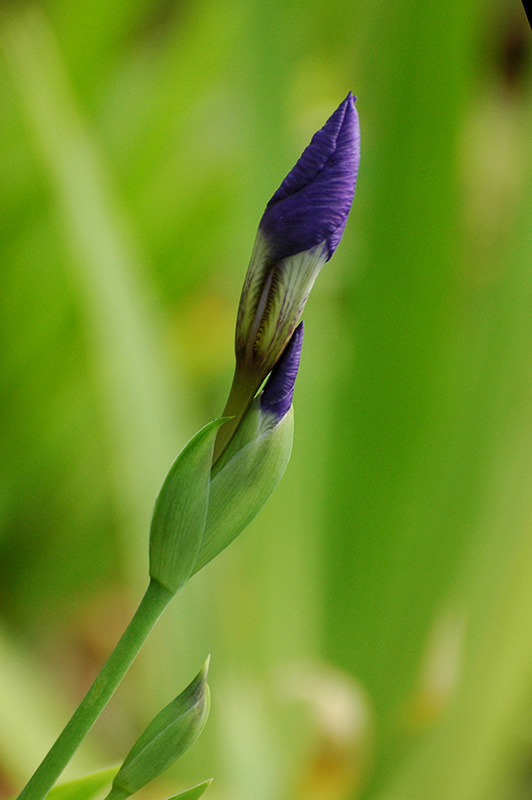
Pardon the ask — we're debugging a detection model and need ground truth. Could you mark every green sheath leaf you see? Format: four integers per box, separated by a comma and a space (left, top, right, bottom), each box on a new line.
193, 409, 293, 574
34, 766, 119, 800
150, 419, 227, 594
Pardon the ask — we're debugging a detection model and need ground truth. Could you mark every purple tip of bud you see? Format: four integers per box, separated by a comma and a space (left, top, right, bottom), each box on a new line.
259, 92, 360, 261
260, 322, 304, 422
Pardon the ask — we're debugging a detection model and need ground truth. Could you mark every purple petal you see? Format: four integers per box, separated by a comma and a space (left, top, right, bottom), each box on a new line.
259, 92, 360, 261
260, 322, 303, 422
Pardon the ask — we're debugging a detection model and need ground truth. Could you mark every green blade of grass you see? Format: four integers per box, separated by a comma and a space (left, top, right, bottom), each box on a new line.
0, 4, 188, 580
321, 0, 484, 788
378, 141, 532, 800
0, 622, 101, 785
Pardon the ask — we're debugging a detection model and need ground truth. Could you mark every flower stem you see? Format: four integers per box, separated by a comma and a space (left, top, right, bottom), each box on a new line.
17, 579, 173, 800
213, 367, 261, 463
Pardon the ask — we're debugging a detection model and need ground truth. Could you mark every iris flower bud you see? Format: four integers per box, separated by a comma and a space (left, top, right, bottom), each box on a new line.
215, 92, 359, 459
106, 660, 210, 800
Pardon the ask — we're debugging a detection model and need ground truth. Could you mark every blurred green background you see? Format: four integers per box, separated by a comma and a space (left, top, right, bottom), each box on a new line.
0, 1, 531, 799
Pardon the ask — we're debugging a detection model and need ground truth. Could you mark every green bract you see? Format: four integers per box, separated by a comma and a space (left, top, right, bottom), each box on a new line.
149, 419, 227, 594
193, 405, 294, 575
107, 661, 210, 800
28, 767, 120, 800
150, 396, 293, 589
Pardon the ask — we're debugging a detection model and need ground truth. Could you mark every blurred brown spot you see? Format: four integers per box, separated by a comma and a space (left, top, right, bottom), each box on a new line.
406, 612, 464, 732
49, 588, 136, 703
0, 767, 15, 800
277, 660, 373, 800
498, 6, 531, 91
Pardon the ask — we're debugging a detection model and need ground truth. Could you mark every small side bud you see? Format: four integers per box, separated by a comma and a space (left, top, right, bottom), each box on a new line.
260, 322, 303, 424
106, 660, 211, 800
193, 326, 303, 574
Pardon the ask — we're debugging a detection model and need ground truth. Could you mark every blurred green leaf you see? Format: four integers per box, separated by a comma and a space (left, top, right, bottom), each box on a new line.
41, 766, 119, 800
322, 0, 487, 784
166, 779, 212, 800
0, 623, 101, 785
0, 2, 185, 581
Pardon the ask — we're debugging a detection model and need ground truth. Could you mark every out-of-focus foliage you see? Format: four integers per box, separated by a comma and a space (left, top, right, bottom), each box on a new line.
37, 767, 119, 800
0, 1, 530, 799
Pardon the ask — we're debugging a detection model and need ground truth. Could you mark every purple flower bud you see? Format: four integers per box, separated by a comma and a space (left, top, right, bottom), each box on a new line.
260, 92, 360, 261
214, 94, 359, 462
260, 322, 303, 423
235, 94, 359, 382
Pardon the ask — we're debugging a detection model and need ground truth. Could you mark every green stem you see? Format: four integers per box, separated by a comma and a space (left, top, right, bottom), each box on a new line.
212, 366, 261, 463
17, 579, 173, 800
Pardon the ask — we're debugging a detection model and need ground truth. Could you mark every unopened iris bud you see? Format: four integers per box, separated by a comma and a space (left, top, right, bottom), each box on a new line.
237, 93, 358, 379
194, 325, 303, 574
106, 660, 210, 800
216, 93, 359, 458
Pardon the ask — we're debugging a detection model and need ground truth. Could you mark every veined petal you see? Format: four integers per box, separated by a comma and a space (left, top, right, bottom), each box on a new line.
235, 231, 325, 375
